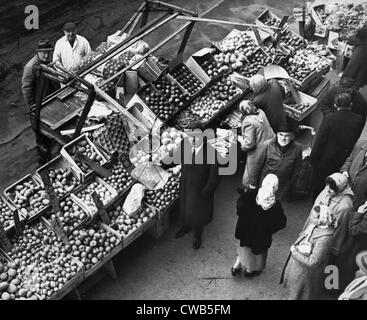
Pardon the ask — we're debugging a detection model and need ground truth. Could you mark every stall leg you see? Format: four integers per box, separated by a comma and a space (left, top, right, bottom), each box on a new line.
103, 260, 117, 279
149, 212, 170, 240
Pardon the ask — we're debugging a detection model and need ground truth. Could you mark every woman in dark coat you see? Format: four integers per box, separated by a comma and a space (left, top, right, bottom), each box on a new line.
232, 174, 287, 277
342, 24, 367, 89
249, 74, 287, 133
310, 92, 364, 201
175, 123, 220, 250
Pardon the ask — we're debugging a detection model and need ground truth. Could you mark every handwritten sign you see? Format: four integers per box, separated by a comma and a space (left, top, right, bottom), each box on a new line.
293, 7, 306, 22
12, 207, 23, 236
92, 191, 111, 225
0, 223, 12, 252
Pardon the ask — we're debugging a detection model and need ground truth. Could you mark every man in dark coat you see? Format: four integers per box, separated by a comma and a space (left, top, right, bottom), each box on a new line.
21, 39, 60, 163
310, 92, 364, 201
175, 122, 220, 249
340, 139, 367, 208
249, 74, 287, 133
342, 24, 367, 89
319, 77, 367, 122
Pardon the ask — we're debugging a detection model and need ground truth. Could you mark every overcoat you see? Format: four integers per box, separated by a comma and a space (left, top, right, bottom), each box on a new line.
342, 41, 367, 89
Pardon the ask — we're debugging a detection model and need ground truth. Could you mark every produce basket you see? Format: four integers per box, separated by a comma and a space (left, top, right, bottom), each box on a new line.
283, 91, 318, 121
83, 222, 123, 278
60, 133, 108, 182
255, 9, 288, 34
35, 155, 82, 200
0, 195, 25, 234
3, 174, 49, 221
211, 29, 258, 53
71, 176, 118, 217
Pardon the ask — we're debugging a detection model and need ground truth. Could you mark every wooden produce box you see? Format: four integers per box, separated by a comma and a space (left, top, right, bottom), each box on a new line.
283, 91, 318, 121
0, 195, 25, 234
61, 133, 109, 182
35, 155, 82, 200
185, 48, 220, 81
71, 176, 118, 217
3, 174, 48, 222
84, 222, 123, 278
255, 9, 288, 34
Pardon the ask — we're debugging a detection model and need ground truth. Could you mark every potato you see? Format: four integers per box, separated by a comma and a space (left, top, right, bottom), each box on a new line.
0, 282, 8, 292
1, 292, 10, 300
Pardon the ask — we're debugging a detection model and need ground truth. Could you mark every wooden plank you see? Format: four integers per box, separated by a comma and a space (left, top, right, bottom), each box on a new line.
0, 223, 12, 252
92, 191, 111, 225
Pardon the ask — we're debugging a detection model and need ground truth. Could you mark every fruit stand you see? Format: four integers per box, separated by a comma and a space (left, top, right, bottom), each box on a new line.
0, 0, 352, 300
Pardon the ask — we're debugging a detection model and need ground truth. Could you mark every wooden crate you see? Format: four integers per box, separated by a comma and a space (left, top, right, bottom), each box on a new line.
60, 133, 108, 182
0, 195, 25, 234
284, 91, 318, 121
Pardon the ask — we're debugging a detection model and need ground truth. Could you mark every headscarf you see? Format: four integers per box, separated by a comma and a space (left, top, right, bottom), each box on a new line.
327, 172, 349, 194
249, 74, 267, 94
256, 174, 279, 210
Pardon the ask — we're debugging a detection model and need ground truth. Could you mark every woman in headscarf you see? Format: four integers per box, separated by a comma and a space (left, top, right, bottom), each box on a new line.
249, 74, 287, 133
304, 173, 354, 258
237, 100, 275, 189
232, 174, 287, 277
281, 204, 338, 300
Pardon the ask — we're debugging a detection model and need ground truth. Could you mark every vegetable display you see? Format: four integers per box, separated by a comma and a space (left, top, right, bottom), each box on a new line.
0, 198, 14, 230
44, 168, 80, 198
170, 65, 204, 95
154, 75, 190, 109
56, 198, 90, 234
105, 161, 135, 193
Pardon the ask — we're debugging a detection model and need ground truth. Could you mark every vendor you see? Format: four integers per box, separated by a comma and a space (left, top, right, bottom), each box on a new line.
53, 22, 92, 72
342, 24, 367, 89
249, 74, 287, 133
21, 39, 60, 164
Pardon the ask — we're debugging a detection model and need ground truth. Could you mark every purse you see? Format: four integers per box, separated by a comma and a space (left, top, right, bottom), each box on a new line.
295, 225, 316, 257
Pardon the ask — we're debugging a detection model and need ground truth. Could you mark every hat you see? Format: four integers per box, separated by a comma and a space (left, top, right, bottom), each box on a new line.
37, 39, 53, 51
63, 22, 76, 32
276, 121, 296, 133
356, 250, 367, 276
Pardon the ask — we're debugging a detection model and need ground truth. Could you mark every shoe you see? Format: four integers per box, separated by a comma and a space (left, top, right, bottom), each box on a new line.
193, 236, 202, 249
231, 267, 241, 277
243, 270, 262, 278
175, 227, 190, 238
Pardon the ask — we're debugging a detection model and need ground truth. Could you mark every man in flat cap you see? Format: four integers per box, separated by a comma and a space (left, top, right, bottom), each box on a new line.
21, 39, 60, 163
53, 22, 91, 72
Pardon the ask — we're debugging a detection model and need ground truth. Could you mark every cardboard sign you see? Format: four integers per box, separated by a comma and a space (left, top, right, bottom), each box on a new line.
92, 191, 111, 225
314, 24, 327, 38
0, 223, 12, 252
74, 152, 112, 178
328, 31, 339, 50
50, 215, 69, 245
12, 207, 23, 236
293, 7, 306, 22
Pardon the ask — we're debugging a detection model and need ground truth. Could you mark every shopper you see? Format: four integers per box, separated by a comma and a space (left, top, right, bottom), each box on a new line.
175, 122, 220, 250
310, 92, 364, 201
303, 173, 354, 259
53, 22, 91, 72
340, 139, 367, 208
342, 24, 367, 89
281, 204, 338, 300
334, 192, 367, 291
232, 174, 286, 277
21, 39, 60, 163
249, 74, 287, 132
319, 77, 367, 121
248, 121, 302, 201
237, 100, 275, 189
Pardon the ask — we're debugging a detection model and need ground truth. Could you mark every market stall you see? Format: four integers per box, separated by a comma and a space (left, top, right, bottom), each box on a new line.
0, 0, 359, 300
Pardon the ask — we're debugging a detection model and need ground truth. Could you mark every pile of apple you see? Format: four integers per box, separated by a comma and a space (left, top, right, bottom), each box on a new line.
66, 223, 121, 271
0, 198, 14, 230
7, 223, 82, 300
154, 75, 190, 109
108, 204, 155, 238
289, 102, 311, 113
144, 176, 180, 212
78, 51, 99, 70
200, 57, 228, 78
188, 76, 239, 123
280, 31, 307, 51
216, 31, 257, 53
105, 161, 135, 193
140, 86, 178, 121
238, 49, 271, 77
170, 65, 204, 95
7, 178, 49, 218
158, 127, 185, 159
95, 41, 113, 54
102, 51, 135, 80
260, 15, 288, 30
44, 167, 80, 198
67, 138, 104, 174
56, 197, 90, 234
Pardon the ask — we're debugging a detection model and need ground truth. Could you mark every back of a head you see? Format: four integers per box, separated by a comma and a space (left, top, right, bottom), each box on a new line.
334, 92, 352, 109
239, 100, 257, 115
249, 74, 267, 93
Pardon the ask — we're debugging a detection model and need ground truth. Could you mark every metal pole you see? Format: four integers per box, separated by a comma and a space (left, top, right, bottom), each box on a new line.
147, 0, 198, 16
119, 1, 147, 36
177, 21, 196, 55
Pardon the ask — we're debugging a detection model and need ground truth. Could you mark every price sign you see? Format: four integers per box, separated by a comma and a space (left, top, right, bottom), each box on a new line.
12, 207, 23, 236
0, 223, 12, 252
293, 7, 306, 22
92, 191, 111, 225
40, 171, 69, 244
50, 215, 69, 245
314, 24, 327, 38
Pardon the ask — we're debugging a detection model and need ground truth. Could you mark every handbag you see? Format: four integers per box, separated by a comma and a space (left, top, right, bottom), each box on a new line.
295, 225, 316, 257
